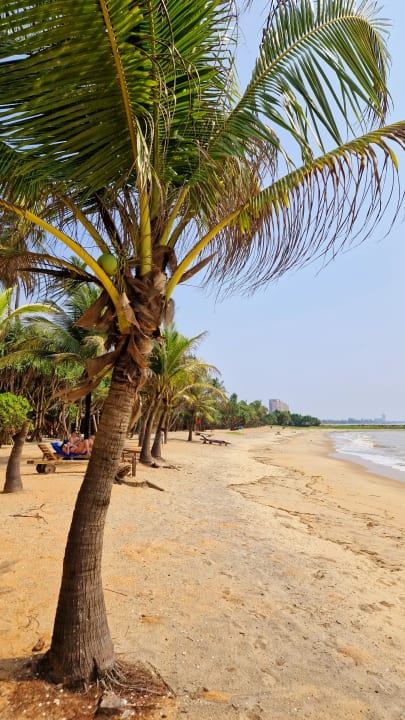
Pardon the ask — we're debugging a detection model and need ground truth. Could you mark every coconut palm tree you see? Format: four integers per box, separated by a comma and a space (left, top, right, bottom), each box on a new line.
39, 279, 107, 437
176, 377, 227, 440
0, 0, 404, 685
0, 287, 53, 339
140, 325, 211, 461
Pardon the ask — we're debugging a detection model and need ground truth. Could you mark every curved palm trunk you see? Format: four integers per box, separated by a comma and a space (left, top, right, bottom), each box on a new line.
140, 402, 158, 464
43, 355, 143, 685
151, 405, 168, 459
127, 396, 142, 437
138, 401, 152, 448
3, 419, 30, 493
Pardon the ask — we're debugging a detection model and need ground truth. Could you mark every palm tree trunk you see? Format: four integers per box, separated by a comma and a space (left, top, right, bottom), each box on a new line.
3, 419, 30, 493
140, 402, 158, 464
82, 392, 92, 439
43, 354, 142, 685
151, 405, 168, 459
187, 409, 196, 442
138, 399, 153, 448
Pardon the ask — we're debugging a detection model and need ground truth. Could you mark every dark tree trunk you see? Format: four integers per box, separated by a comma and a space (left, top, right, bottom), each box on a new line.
43, 355, 143, 685
82, 392, 92, 439
140, 403, 158, 464
151, 406, 167, 459
187, 410, 196, 442
3, 419, 30, 493
138, 400, 153, 448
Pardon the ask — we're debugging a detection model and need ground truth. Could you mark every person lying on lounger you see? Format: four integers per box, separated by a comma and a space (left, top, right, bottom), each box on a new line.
61, 431, 81, 454
61, 433, 94, 456
68, 435, 95, 456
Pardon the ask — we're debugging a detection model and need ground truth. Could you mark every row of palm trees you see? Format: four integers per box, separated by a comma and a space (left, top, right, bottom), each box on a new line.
1, 283, 284, 454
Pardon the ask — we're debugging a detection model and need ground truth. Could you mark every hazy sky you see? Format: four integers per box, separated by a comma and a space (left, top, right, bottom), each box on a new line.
175, 0, 405, 421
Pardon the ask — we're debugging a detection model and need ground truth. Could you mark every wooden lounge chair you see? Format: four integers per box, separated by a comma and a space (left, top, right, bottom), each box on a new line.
28, 443, 91, 473
199, 433, 230, 446
29, 443, 142, 476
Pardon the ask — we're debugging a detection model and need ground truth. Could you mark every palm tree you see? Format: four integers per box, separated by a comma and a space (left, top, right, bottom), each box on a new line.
140, 325, 210, 461
40, 279, 107, 438
0, 287, 53, 339
0, 0, 404, 685
177, 377, 227, 440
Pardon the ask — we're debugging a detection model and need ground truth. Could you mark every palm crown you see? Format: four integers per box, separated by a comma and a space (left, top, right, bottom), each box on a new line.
0, 0, 404, 362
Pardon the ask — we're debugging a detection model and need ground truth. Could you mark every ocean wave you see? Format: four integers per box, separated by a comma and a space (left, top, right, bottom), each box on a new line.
330, 430, 405, 477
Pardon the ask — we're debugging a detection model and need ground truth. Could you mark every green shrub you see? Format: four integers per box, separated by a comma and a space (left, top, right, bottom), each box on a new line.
0, 393, 32, 445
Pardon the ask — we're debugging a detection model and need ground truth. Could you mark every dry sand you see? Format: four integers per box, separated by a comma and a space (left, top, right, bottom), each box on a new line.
0, 427, 404, 719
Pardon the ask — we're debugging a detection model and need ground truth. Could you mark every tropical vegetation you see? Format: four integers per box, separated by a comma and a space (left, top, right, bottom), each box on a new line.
0, 0, 403, 687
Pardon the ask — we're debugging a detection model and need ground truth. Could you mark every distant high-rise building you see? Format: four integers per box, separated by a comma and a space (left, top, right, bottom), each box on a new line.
269, 398, 289, 413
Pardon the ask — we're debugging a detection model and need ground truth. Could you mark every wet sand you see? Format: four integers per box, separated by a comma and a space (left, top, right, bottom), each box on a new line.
0, 428, 404, 719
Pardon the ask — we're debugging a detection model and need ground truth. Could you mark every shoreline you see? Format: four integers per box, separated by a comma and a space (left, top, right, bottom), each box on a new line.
325, 424, 405, 486
1, 428, 404, 719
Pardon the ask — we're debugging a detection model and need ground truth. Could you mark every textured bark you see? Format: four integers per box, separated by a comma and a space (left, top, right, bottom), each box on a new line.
187, 410, 196, 442
151, 406, 167, 459
127, 396, 142, 437
138, 400, 152, 448
140, 402, 158, 464
3, 419, 30, 493
43, 355, 143, 685
82, 392, 92, 439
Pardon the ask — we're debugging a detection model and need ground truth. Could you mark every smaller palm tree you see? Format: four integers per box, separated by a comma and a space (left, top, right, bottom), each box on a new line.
0, 287, 53, 340
139, 325, 215, 461
177, 376, 227, 441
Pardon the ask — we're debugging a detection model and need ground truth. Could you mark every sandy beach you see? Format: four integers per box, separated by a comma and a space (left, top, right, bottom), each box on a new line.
0, 427, 404, 719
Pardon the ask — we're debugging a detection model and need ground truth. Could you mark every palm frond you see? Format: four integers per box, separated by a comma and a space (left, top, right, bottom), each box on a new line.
201, 123, 405, 294
212, 0, 391, 168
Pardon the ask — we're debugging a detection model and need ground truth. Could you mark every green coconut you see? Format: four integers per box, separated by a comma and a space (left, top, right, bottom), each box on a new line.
97, 253, 118, 275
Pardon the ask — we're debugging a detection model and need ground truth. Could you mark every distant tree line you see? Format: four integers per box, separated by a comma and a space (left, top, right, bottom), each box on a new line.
197, 395, 320, 430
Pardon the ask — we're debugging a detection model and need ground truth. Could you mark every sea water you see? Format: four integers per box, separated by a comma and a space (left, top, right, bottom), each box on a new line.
329, 429, 405, 484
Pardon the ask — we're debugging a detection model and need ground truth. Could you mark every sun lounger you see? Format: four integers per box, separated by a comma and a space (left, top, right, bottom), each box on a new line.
26, 443, 91, 473
51, 441, 90, 459
29, 442, 142, 475
199, 433, 230, 446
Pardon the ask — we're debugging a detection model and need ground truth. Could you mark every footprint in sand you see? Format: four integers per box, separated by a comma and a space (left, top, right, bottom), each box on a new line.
337, 644, 370, 666
359, 603, 383, 613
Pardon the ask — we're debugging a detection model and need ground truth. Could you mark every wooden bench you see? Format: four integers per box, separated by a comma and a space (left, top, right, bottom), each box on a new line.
121, 447, 142, 476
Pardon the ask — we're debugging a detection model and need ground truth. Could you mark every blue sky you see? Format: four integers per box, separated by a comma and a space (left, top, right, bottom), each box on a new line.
175, 0, 405, 421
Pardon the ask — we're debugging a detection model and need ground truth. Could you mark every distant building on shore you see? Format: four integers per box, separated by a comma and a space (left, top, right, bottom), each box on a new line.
269, 398, 289, 413
321, 414, 405, 425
